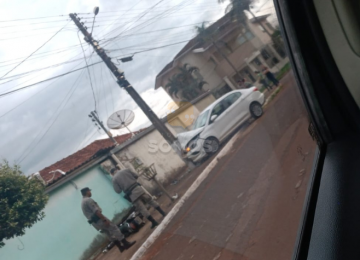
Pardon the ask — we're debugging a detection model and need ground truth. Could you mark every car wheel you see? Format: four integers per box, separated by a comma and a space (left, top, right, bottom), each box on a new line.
250, 102, 263, 118
203, 137, 220, 154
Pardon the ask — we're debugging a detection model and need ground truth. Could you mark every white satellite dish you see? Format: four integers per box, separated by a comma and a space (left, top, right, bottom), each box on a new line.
107, 109, 135, 136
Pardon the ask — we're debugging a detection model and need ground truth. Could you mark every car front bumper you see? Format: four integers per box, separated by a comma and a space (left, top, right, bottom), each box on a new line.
184, 139, 207, 163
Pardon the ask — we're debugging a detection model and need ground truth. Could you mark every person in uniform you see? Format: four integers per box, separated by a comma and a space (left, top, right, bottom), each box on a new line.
80, 187, 136, 253
110, 168, 166, 229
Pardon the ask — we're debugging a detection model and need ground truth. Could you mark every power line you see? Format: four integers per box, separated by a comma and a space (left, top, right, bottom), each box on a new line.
0, 14, 70, 23
17, 69, 86, 164
95, 0, 143, 40
77, 30, 97, 111
0, 33, 189, 86
100, 0, 165, 42
0, 60, 88, 119
102, 0, 194, 47
109, 39, 191, 55
0, 61, 103, 98
78, 3, 220, 15
0, 19, 70, 29
0, 21, 70, 80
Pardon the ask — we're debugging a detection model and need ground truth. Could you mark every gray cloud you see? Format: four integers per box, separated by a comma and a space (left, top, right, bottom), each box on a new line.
0, 0, 227, 175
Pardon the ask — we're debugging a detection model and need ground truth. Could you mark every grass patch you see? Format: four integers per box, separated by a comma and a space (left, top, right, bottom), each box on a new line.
264, 85, 283, 108
276, 62, 291, 80
259, 85, 267, 93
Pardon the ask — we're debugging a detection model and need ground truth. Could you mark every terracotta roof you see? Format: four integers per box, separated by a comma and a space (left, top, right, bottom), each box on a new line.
39, 131, 142, 185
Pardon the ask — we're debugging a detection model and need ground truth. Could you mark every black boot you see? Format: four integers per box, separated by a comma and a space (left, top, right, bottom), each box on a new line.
156, 206, 167, 217
114, 240, 125, 253
121, 238, 136, 249
147, 215, 159, 229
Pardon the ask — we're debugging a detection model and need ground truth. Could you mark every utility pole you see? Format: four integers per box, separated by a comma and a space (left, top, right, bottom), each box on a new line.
89, 111, 118, 145
70, 13, 188, 165
89, 110, 126, 169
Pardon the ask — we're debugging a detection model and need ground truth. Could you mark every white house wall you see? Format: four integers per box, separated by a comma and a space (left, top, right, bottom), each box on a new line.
101, 129, 186, 193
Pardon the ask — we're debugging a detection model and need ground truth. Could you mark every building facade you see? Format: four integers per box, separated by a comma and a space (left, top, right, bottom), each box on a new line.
155, 13, 288, 102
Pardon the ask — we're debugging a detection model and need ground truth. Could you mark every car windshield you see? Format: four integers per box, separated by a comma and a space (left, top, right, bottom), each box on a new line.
192, 110, 209, 129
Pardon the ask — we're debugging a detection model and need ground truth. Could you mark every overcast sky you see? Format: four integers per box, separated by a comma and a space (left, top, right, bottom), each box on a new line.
0, 0, 275, 175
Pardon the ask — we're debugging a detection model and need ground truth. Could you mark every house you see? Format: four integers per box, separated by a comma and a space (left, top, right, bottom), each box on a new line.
155, 13, 288, 102
1, 127, 186, 260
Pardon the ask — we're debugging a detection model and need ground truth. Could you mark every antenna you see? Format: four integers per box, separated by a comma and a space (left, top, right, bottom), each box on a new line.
107, 109, 135, 136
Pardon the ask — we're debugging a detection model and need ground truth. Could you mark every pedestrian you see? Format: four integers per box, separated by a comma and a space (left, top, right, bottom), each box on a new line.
237, 78, 253, 89
255, 70, 272, 91
262, 66, 280, 87
81, 187, 136, 253
110, 167, 167, 229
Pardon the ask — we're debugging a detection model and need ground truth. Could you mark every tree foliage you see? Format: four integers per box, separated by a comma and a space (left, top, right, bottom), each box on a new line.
218, 0, 253, 25
0, 160, 48, 248
165, 64, 207, 101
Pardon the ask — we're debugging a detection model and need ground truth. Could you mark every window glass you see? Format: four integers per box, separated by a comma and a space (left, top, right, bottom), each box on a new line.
236, 35, 246, 45
223, 92, 241, 107
245, 31, 255, 40
0, 2, 319, 260
211, 103, 226, 118
192, 110, 209, 129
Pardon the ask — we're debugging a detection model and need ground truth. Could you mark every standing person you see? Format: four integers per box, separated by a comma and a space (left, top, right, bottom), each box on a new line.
237, 78, 253, 89
110, 168, 167, 229
255, 70, 272, 91
81, 187, 136, 253
262, 66, 280, 87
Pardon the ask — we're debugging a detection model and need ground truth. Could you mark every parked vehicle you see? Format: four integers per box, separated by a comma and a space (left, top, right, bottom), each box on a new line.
118, 211, 145, 237
177, 88, 265, 163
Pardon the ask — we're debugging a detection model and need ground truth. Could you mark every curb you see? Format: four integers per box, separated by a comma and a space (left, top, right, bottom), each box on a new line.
129, 130, 243, 260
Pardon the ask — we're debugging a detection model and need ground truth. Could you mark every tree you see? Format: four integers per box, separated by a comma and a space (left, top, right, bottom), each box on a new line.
271, 27, 286, 56
165, 64, 207, 102
195, 22, 213, 43
0, 160, 48, 248
218, 0, 252, 26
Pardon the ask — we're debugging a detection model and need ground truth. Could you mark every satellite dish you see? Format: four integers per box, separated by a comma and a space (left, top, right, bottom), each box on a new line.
107, 109, 135, 136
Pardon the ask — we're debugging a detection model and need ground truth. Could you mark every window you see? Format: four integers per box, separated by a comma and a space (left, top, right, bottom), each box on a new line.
236, 35, 246, 45
222, 92, 241, 108
212, 84, 232, 99
245, 31, 254, 40
253, 57, 262, 66
209, 103, 226, 123
261, 49, 271, 60
192, 110, 209, 129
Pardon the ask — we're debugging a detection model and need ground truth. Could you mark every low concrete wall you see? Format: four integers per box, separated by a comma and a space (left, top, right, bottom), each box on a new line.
101, 129, 186, 194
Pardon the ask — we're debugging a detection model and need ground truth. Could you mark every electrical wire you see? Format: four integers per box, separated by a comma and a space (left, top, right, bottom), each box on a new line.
17, 69, 86, 164
110, 39, 192, 55
0, 60, 88, 119
0, 19, 70, 29
100, 0, 170, 45
0, 14, 70, 23
0, 21, 70, 80
102, 0, 193, 47
77, 30, 97, 111
0, 61, 103, 98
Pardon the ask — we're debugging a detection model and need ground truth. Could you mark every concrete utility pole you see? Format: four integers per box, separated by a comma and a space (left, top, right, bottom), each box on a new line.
69, 13, 187, 164
89, 111, 118, 145
89, 110, 126, 169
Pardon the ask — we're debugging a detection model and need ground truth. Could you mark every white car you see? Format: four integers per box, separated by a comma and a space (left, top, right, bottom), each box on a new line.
177, 87, 265, 163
